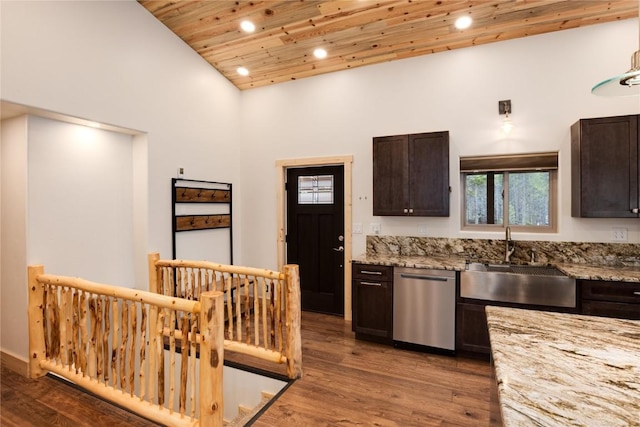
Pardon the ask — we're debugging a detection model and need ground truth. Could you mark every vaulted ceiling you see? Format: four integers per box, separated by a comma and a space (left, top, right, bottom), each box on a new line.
139, 1, 638, 90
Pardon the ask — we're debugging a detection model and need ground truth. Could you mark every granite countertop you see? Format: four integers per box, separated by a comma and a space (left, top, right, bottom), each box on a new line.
352, 254, 468, 271
555, 263, 640, 283
353, 254, 640, 282
486, 306, 640, 427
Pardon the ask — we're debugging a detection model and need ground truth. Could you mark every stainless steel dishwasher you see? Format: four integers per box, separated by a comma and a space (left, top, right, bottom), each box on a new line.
393, 267, 456, 352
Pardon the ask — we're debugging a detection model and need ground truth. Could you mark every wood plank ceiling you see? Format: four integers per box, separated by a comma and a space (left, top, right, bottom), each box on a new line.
139, 1, 638, 90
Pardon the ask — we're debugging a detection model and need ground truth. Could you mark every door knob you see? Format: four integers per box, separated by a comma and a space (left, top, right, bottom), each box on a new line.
333, 246, 344, 252
632, 208, 639, 214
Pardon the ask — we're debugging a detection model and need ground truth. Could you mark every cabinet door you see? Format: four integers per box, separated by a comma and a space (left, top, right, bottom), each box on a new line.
409, 132, 450, 216
571, 115, 639, 217
455, 302, 490, 354
373, 135, 409, 215
353, 279, 393, 342
580, 279, 640, 320
582, 300, 640, 320
581, 280, 640, 304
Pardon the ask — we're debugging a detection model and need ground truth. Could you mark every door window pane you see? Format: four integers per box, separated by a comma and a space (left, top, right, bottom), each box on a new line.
298, 175, 334, 204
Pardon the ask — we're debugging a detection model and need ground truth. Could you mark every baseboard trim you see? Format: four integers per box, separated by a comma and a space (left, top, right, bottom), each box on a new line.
1, 350, 28, 376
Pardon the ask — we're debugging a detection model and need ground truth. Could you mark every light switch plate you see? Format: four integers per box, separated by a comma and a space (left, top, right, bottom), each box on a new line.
611, 227, 628, 242
353, 223, 363, 234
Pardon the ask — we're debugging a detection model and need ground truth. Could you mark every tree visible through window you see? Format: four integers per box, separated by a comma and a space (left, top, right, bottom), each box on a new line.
508, 172, 550, 226
461, 153, 557, 231
464, 170, 552, 229
465, 172, 503, 225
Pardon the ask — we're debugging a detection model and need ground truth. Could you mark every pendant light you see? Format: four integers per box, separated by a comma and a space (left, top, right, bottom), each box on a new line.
592, 51, 640, 96
592, 2, 640, 96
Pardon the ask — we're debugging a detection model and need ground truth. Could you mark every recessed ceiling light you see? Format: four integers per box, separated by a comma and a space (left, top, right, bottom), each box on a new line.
240, 20, 255, 33
313, 48, 328, 59
237, 67, 249, 76
455, 16, 473, 30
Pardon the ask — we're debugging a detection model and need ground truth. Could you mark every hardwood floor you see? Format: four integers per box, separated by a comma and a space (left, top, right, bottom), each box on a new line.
254, 312, 492, 426
1, 311, 492, 426
0, 365, 163, 427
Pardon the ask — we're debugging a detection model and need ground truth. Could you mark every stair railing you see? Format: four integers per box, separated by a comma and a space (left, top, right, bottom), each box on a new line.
27, 265, 225, 427
149, 253, 302, 379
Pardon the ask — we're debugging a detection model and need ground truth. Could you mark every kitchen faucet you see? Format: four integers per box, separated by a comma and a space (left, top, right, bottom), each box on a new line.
505, 226, 515, 263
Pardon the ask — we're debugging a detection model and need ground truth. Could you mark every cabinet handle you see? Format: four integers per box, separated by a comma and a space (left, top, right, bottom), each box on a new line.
403, 208, 408, 213
408, 208, 414, 214
632, 208, 639, 214
361, 281, 382, 287
634, 291, 640, 296
361, 270, 383, 275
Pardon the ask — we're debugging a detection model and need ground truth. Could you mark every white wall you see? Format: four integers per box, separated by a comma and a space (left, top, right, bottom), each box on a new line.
239, 19, 640, 268
0, 0, 242, 360
27, 116, 135, 283
1, 115, 29, 360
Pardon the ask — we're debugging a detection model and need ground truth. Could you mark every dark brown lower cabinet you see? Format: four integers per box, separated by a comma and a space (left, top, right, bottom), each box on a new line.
352, 263, 393, 344
456, 302, 491, 354
580, 279, 640, 320
456, 300, 579, 356
457, 279, 640, 357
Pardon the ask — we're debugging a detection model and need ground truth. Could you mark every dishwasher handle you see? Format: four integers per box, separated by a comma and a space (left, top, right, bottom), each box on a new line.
399, 273, 449, 282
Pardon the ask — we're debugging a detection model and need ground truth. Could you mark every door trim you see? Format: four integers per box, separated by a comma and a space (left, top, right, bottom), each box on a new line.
276, 155, 354, 321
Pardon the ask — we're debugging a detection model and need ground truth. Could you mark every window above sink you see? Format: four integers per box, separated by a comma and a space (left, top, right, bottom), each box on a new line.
460, 152, 558, 233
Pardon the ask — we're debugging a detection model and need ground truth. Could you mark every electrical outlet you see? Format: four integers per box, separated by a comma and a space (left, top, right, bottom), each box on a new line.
353, 223, 363, 234
611, 227, 628, 242
418, 224, 428, 235
370, 223, 381, 235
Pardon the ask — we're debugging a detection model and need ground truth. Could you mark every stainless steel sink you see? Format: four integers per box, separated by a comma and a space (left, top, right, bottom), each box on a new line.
467, 262, 566, 276
460, 262, 576, 308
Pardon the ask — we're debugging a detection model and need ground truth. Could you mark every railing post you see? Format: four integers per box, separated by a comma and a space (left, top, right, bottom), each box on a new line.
283, 264, 302, 379
199, 291, 224, 427
147, 252, 160, 403
28, 265, 47, 378
148, 252, 160, 294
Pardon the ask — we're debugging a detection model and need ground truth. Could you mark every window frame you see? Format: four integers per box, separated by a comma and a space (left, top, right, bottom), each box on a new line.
460, 153, 558, 233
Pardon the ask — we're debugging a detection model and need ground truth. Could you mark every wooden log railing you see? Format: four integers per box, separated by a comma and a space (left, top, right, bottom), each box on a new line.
27, 265, 225, 427
149, 253, 302, 379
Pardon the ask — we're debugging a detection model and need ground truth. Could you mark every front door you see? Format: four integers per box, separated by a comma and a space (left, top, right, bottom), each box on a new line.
286, 165, 344, 315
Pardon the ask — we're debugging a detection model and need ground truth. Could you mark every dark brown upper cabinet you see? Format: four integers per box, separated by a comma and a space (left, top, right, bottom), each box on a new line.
571, 114, 639, 218
373, 131, 450, 216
